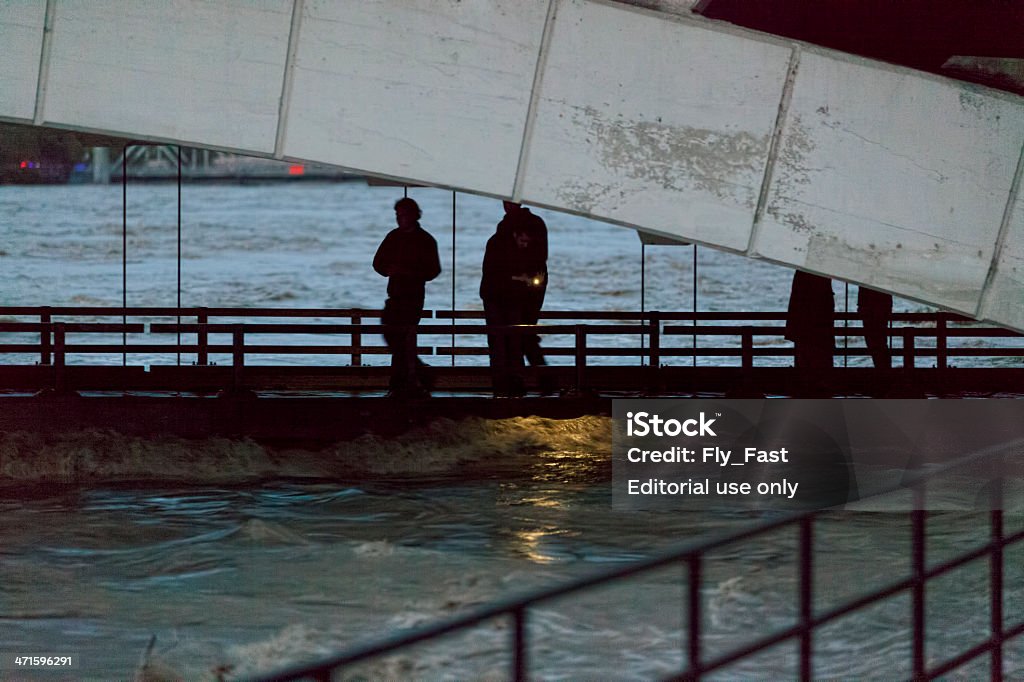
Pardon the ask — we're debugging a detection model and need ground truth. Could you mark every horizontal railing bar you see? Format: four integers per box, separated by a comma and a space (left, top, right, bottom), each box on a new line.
929, 329, 1024, 338
398, 346, 1024, 358
52, 345, 210, 354
433, 347, 677, 357
207, 345, 403, 355
437, 310, 660, 320
0, 323, 144, 332
925, 640, 999, 680
922, 528, 1024, 580
2, 346, 1020, 360
149, 323, 649, 335
174, 307, 382, 317
0, 306, 1005, 325
151, 324, 391, 334
0, 306, 383, 317
0, 346, 693, 357
430, 347, 790, 357
663, 325, 785, 335
930, 348, 1024, 356
47, 345, 398, 355
435, 311, 989, 323
57, 345, 395, 355
672, 623, 807, 681
925, 620, 1024, 680
662, 325, 1022, 338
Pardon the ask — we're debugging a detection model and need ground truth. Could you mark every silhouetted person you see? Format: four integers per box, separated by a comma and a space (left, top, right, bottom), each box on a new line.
858, 286, 893, 369
785, 271, 835, 370
497, 202, 548, 367
373, 198, 440, 395
481, 223, 539, 397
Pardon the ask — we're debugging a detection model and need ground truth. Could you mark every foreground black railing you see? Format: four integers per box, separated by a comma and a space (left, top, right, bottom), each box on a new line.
250, 438, 1024, 682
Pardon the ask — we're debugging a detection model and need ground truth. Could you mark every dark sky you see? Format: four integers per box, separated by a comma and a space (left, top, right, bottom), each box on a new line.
695, 0, 1024, 74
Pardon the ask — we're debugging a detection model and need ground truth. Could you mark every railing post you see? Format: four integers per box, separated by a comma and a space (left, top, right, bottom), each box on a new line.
936, 316, 947, 370
40, 307, 52, 366
648, 312, 661, 368
799, 517, 814, 682
351, 314, 362, 367
992, 507, 1004, 682
911, 489, 926, 681
232, 326, 245, 390
53, 323, 66, 393
197, 308, 209, 366
575, 325, 587, 391
741, 327, 754, 372
688, 556, 702, 678
512, 606, 528, 682
991, 462, 1004, 682
902, 330, 915, 369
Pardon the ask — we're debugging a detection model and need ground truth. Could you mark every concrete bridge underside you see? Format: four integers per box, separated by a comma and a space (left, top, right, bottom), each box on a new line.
2, 0, 1023, 331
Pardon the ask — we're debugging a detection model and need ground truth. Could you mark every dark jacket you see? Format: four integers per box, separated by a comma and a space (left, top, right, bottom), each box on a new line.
497, 207, 547, 277
785, 271, 834, 341
480, 231, 536, 304
373, 224, 441, 300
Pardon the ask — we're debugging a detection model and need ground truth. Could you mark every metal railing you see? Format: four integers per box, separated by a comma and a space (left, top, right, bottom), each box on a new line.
250, 438, 1024, 682
0, 306, 1020, 368
0, 306, 1019, 393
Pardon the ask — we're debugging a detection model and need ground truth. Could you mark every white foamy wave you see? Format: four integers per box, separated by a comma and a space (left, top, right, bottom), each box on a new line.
0, 416, 611, 484
230, 518, 311, 546
0, 430, 277, 484
309, 415, 611, 476
220, 580, 512, 681
352, 540, 394, 557
220, 624, 343, 681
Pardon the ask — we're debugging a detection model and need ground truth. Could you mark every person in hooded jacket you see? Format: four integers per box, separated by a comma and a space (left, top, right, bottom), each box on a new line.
480, 213, 542, 396
495, 201, 548, 368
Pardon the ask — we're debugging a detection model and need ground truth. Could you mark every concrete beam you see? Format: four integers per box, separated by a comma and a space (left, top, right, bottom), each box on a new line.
281, 0, 549, 197
753, 51, 1024, 316
0, 1, 46, 122
2, 0, 1023, 333
41, 0, 293, 153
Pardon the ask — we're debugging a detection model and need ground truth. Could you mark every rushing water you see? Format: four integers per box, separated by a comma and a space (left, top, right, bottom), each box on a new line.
0, 182, 1021, 680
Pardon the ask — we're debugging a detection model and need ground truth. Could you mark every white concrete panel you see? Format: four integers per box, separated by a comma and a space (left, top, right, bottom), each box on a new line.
982, 161, 1024, 330
43, 0, 291, 152
756, 51, 1024, 314
0, 1, 45, 121
283, 0, 549, 195
520, 0, 792, 251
